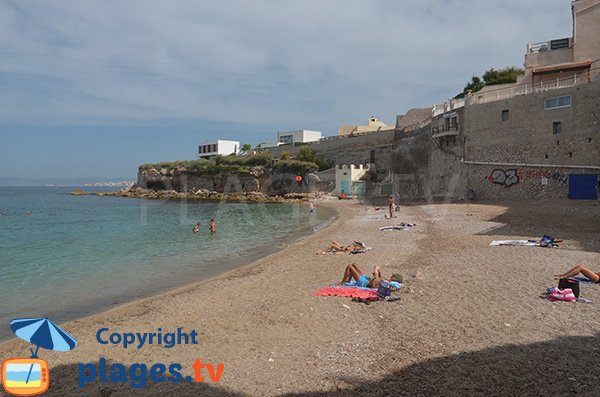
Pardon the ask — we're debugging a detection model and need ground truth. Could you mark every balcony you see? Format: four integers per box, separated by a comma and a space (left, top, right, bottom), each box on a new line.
432, 98, 465, 118
432, 124, 459, 139
527, 37, 572, 54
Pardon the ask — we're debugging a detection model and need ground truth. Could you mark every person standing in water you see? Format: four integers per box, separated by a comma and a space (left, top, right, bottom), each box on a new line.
192, 223, 200, 234
209, 218, 217, 233
309, 202, 316, 215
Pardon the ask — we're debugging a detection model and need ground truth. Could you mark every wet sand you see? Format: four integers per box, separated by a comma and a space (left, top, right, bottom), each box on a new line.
1, 198, 599, 396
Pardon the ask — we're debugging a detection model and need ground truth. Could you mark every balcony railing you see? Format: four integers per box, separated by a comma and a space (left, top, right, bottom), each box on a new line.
432, 98, 465, 117
432, 124, 459, 138
527, 37, 572, 54
470, 72, 593, 105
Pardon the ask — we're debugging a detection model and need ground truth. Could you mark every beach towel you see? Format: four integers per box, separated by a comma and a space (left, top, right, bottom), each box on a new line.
379, 225, 409, 232
572, 276, 598, 284
489, 240, 540, 246
312, 286, 380, 299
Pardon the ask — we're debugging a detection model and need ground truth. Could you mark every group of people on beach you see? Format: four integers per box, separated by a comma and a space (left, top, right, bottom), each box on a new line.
193, 219, 217, 234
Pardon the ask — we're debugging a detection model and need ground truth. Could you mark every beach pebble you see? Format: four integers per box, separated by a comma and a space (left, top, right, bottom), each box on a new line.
342, 304, 351, 309
268, 358, 275, 362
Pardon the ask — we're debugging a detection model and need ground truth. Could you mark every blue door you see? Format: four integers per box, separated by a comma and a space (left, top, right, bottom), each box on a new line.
568, 174, 598, 200
340, 180, 350, 195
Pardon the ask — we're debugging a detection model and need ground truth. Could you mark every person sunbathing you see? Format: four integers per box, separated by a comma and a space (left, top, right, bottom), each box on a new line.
339, 263, 402, 289
317, 240, 360, 254
554, 265, 600, 283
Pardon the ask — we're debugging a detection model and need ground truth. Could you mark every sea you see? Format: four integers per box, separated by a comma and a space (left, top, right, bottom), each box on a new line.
0, 186, 336, 342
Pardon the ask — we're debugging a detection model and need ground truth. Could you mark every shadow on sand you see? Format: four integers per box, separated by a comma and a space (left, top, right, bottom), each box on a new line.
38, 334, 600, 396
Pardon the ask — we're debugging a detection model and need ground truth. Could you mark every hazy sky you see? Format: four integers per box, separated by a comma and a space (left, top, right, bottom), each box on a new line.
0, 0, 572, 179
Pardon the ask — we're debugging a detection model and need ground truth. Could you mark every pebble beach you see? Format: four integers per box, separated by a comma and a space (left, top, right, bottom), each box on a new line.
1, 197, 599, 396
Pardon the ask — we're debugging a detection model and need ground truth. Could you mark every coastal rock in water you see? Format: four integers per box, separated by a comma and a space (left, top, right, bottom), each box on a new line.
70, 189, 90, 195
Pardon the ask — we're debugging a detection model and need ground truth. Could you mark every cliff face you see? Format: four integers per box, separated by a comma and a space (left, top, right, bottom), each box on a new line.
136, 168, 322, 195
136, 169, 268, 193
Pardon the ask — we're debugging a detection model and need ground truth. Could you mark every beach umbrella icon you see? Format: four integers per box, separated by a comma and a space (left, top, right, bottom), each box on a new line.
10, 317, 77, 357
9, 317, 77, 384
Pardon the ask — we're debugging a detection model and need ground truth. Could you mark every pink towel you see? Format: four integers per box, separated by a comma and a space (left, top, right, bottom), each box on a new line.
312, 286, 380, 299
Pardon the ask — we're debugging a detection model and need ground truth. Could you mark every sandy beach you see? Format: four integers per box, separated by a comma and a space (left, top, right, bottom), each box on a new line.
1, 198, 600, 396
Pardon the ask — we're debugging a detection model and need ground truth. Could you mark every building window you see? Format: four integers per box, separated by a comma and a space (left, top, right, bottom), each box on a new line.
501, 110, 509, 121
279, 135, 293, 144
553, 122, 562, 134
544, 95, 571, 110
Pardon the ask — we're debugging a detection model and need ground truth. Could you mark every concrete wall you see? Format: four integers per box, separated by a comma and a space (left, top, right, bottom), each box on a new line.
390, 127, 466, 201
463, 79, 600, 200
573, 0, 600, 64
465, 164, 598, 201
265, 130, 397, 172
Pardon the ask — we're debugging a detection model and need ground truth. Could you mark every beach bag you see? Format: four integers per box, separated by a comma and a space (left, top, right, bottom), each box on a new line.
558, 278, 580, 298
377, 280, 391, 298
547, 287, 576, 302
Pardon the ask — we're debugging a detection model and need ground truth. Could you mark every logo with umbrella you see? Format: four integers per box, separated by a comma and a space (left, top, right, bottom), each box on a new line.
2, 317, 77, 396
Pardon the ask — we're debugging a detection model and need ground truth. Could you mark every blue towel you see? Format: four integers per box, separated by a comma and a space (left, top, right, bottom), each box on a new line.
389, 281, 402, 289
572, 276, 596, 284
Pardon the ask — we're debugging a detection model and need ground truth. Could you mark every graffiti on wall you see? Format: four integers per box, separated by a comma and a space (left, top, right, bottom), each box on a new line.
518, 170, 568, 184
487, 169, 519, 187
487, 169, 569, 187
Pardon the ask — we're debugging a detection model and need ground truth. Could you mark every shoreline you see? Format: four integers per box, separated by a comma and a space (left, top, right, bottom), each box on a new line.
1, 198, 599, 396
0, 199, 339, 344
71, 187, 321, 204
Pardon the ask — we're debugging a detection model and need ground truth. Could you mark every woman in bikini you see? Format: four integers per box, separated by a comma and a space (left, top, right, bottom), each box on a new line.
555, 265, 600, 283
317, 240, 354, 254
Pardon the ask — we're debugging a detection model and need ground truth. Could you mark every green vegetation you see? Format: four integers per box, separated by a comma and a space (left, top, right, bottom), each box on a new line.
273, 160, 319, 174
139, 149, 330, 177
455, 66, 525, 98
138, 152, 275, 176
241, 143, 252, 152
295, 147, 333, 171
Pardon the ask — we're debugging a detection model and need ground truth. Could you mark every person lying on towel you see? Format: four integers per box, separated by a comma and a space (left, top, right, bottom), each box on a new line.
339, 263, 402, 289
317, 240, 364, 254
555, 265, 600, 283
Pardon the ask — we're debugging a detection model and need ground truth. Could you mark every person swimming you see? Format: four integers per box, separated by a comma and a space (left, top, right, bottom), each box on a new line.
192, 223, 200, 234
209, 219, 217, 233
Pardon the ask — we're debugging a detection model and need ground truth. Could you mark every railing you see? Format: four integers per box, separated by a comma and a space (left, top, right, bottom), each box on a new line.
432, 98, 465, 117
527, 37, 572, 54
318, 128, 394, 143
432, 124, 459, 135
470, 69, 597, 105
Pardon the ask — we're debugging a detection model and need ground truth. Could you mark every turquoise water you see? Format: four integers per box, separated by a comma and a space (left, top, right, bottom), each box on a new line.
0, 187, 335, 341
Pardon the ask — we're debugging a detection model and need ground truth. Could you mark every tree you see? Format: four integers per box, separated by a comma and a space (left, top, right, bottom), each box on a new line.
455, 67, 524, 98
295, 146, 333, 171
242, 143, 252, 152
483, 67, 524, 85
281, 151, 292, 161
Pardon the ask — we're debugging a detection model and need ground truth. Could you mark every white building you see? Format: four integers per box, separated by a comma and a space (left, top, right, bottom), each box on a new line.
198, 140, 240, 160
335, 164, 370, 196
277, 130, 322, 144
255, 141, 283, 149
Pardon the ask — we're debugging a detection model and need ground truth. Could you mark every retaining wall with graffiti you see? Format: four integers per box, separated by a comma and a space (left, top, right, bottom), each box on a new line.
467, 165, 595, 200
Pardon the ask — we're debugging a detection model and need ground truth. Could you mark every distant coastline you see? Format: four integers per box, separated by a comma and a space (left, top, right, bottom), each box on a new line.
0, 177, 135, 187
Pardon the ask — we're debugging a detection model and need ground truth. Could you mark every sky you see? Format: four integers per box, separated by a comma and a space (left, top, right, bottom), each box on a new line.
0, 0, 573, 179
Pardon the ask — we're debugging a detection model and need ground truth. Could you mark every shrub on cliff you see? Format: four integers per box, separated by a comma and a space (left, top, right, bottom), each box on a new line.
295, 147, 333, 171
215, 152, 272, 167
273, 160, 318, 174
